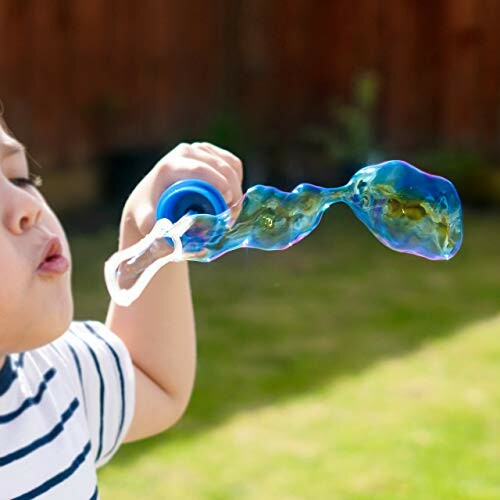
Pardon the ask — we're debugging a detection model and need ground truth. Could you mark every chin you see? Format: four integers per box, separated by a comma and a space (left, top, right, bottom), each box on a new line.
0, 283, 75, 354
46, 296, 74, 343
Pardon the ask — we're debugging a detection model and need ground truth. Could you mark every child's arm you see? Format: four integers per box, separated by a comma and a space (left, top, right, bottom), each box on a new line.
105, 142, 244, 443
106, 223, 196, 443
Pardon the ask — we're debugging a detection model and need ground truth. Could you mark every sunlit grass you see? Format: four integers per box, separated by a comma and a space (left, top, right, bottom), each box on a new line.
68, 205, 500, 499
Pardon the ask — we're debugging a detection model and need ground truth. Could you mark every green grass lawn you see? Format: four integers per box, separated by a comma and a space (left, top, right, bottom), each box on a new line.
68, 205, 500, 499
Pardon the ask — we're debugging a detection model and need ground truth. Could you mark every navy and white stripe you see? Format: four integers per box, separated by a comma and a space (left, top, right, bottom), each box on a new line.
0, 320, 135, 499
0, 367, 56, 424
0, 356, 18, 397
83, 321, 127, 461
68, 328, 106, 462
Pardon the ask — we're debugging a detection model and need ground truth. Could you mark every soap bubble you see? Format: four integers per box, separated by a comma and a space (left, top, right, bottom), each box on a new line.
105, 160, 463, 306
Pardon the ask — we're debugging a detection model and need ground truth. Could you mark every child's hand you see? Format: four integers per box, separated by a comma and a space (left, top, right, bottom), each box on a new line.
120, 142, 244, 243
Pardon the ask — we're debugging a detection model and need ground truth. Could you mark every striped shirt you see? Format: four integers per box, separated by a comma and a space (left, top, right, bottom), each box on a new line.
0, 320, 135, 500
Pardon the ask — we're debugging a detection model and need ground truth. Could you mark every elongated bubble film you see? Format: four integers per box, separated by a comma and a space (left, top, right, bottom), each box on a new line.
105, 160, 463, 306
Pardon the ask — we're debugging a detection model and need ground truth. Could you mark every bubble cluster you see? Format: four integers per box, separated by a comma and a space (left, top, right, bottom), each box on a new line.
105, 160, 463, 306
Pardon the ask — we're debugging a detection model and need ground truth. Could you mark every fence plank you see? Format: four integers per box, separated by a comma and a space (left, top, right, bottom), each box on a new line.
0, 0, 498, 167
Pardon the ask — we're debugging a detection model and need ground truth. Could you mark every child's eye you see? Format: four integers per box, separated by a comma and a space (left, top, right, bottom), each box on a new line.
11, 173, 43, 189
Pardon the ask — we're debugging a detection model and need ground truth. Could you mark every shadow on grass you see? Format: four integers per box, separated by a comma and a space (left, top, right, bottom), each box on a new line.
67, 205, 500, 466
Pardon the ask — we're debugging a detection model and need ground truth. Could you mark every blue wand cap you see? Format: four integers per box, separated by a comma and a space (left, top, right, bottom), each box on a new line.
155, 179, 228, 246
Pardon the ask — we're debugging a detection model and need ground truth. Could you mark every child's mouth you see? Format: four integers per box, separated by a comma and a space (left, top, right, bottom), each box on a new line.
37, 254, 69, 275
36, 236, 69, 276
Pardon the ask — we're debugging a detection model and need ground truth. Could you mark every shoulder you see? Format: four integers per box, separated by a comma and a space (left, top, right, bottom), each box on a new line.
50, 320, 135, 421
58, 320, 131, 364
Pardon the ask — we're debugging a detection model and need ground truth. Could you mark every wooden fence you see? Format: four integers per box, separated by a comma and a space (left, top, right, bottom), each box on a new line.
0, 0, 498, 167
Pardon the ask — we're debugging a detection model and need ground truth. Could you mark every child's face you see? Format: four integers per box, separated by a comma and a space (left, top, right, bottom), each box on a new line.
0, 124, 73, 354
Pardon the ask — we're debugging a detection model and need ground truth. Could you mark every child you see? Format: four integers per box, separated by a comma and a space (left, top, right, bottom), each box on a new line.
0, 113, 244, 499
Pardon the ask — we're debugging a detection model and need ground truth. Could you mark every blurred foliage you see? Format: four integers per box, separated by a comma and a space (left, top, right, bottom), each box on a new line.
302, 70, 384, 180
199, 106, 255, 159
198, 107, 288, 189
301, 69, 500, 207
414, 148, 500, 207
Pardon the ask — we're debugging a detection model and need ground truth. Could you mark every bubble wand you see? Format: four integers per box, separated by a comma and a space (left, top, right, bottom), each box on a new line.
105, 160, 463, 306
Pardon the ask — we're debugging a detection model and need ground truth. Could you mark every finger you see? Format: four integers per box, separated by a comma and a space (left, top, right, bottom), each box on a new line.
194, 142, 244, 183
185, 144, 242, 204
178, 157, 233, 204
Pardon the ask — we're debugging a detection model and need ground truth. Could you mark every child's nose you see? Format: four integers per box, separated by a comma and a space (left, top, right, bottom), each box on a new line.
3, 190, 43, 235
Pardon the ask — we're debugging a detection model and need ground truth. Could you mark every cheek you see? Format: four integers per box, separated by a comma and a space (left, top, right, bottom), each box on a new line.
0, 246, 73, 353
44, 205, 72, 265
0, 255, 31, 351
0, 247, 27, 309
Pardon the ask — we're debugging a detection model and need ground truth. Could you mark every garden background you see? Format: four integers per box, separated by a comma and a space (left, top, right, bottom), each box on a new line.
1, 1, 499, 498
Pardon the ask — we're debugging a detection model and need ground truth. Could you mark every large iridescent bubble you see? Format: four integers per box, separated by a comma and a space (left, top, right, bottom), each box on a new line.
105, 160, 463, 306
